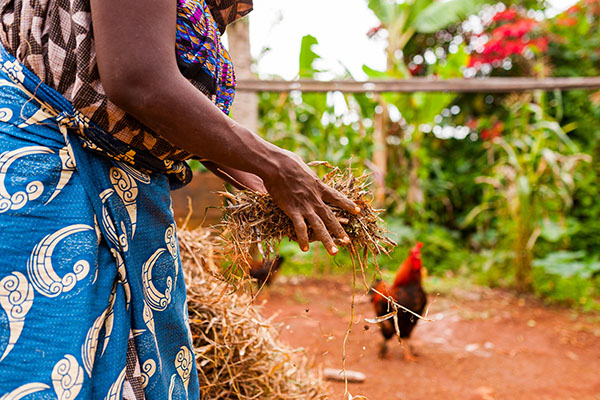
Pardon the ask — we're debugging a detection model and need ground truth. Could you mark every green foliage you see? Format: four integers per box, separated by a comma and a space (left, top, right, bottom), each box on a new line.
542, 4, 600, 264
533, 251, 600, 310
258, 35, 372, 170
274, 216, 478, 281
367, 0, 487, 35
374, 217, 478, 276
186, 159, 206, 172
465, 99, 590, 291
412, 0, 488, 33
548, 2, 600, 78
358, 46, 470, 218
258, 90, 371, 168
534, 251, 600, 279
299, 35, 321, 78
253, 2, 600, 309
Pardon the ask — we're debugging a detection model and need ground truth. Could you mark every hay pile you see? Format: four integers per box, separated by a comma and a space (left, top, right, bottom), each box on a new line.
217, 164, 398, 399
220, 163, 396, 268
177, 164, 396, 399
178, 227, 223, 280
179, 228, 329, 399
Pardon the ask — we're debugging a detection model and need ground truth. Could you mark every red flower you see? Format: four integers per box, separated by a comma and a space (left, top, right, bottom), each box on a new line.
566, 4, 581, 14
466, 118, 479, 130
467, 55, 481, 68
492, 9, 517, 22
505, 41, 516, 53
531, 37, 549, 52
557, 16, 578, 26
589, 91, 600, 107
480, 121, 504, 140
490, 19, 537, 40
367, 24, 383, 38
408, 63, 424, 76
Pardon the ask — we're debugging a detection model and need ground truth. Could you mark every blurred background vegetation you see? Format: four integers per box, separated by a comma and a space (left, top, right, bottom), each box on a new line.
209, 0, 600, 311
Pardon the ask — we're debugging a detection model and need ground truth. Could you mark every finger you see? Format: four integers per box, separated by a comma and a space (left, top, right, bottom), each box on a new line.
290, 214, 309, 252
306, 212, 338, 255
316, 206, 350, 245
321, 185, 361, 215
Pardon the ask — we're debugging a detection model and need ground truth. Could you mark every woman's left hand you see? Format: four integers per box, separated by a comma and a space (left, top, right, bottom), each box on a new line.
201, 161, 267, 193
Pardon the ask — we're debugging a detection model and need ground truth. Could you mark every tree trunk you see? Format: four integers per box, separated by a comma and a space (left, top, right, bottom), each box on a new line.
227, 17, 258, 133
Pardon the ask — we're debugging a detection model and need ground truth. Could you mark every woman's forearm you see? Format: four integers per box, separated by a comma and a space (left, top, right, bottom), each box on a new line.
90, 0, 281, 183
135, 80, 283, 182
102, 65, 284, 182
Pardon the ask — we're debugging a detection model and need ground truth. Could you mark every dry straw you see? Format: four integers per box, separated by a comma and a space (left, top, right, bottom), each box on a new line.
219, 162, 396, 278
179, 227, 329, 399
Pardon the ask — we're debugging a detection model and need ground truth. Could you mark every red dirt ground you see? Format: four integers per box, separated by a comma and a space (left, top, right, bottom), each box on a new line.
256, 276, 600, 400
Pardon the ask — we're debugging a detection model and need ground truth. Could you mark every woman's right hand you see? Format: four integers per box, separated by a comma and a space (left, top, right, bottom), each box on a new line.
261, 149, 360, 255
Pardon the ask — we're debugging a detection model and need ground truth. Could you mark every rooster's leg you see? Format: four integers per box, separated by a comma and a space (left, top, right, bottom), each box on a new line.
402, 338, 418, 362
378, 340, 389, 359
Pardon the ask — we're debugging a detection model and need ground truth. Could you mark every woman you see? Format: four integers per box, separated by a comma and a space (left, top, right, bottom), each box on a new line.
0, 0, 357, 398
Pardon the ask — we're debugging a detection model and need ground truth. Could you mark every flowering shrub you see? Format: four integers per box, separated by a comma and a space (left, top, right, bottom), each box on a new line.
465, 118, 504, 140
480, 121, 504, 140
468, 8, 548, 69
553, 1, 600, 31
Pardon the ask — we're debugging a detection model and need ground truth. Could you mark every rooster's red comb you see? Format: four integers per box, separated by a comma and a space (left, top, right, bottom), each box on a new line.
412, 242, 424, 252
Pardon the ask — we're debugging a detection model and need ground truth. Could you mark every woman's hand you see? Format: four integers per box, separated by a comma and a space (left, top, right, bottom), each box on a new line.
205, 154, 359, 255
262, 150, 360, 255
201, 161, 267, 193
90, 0, 358, 255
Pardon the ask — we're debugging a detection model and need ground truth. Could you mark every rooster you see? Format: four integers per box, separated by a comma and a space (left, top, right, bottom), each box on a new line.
248, 255, 285, 287
371, 242, 427, 361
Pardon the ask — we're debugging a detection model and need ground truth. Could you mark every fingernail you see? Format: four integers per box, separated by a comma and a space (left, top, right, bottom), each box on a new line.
302, 246, 309, 252
342, 236, 350, 245
354, 206, 361, 214
331, 246, 338, 254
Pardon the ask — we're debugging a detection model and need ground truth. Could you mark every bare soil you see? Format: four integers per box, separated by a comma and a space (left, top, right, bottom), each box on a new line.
257, 276, 600, 400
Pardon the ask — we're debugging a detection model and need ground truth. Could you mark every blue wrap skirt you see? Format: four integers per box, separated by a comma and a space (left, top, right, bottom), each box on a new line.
0, 44, 199, 399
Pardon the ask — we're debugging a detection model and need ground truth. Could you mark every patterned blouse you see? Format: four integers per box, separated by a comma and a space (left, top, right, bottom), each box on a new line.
0, 0, 253, 161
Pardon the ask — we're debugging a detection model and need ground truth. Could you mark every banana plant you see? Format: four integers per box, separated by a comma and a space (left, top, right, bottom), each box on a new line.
364, 0, 486, 213
258, 35, 373, 170
359, 45, 468, 214
367, 0, 486, 72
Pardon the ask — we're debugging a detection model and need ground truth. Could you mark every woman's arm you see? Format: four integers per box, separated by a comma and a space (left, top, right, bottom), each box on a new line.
89, 0, 358, 255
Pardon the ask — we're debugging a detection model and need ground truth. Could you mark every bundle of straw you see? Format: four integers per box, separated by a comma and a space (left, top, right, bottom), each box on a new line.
179, 227, 330, 399
220, 163, 396, 268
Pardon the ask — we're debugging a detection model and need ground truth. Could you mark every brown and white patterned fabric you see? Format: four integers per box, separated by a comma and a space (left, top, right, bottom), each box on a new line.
123, 331, 146, 400
0, 0, 252, 161
205, 0, 253, 33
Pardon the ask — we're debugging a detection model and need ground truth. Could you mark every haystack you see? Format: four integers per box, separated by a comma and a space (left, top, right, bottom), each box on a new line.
179, 228, 329, 399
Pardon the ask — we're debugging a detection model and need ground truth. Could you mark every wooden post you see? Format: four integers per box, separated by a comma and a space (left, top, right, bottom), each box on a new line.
406, 131, 424, 209
227, 17, 259, 133
373, 96, 388, 208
